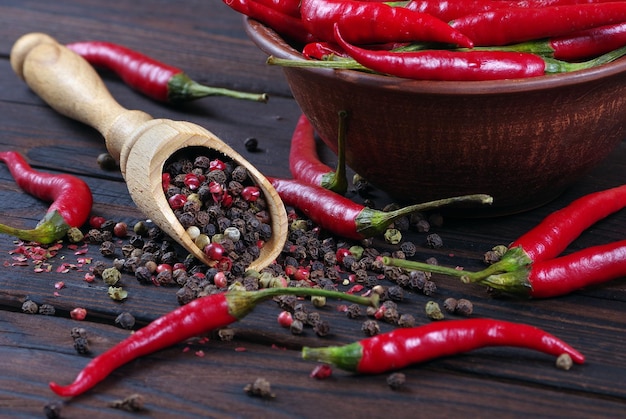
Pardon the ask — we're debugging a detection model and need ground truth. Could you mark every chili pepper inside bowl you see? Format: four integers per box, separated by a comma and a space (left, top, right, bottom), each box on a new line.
244, 18, 626, 215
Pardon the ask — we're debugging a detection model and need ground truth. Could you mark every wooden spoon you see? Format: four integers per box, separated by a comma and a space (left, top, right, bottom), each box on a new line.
10, 32, 288, 271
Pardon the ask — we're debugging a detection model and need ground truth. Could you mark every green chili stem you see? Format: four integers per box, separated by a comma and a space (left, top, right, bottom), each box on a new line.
544, 45, 626, 73
169, 73, 269, 103
321, 110, 349, 194
226, 286, 379, 319
383, 246, 533, 284
357, 194, 493, 237
302, 342, 362, 372
0, 210, 69, 244
267, 55, 368, 71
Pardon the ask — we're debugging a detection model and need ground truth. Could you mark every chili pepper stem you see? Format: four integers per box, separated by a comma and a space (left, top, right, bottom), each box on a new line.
169, 73, 269, 103
0, 210, 70, 244
227, 286, 379, 319
383, 246, 533, 283
321, 110, 349, 194
474, 269, 533, 297
302, 342, 362, 372
267, 55, 368, 71
358, 194, 493, 237
543, 45, 626, 73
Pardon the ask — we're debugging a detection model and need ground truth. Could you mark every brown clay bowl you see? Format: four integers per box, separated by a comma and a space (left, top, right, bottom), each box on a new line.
244, 18, 626, 215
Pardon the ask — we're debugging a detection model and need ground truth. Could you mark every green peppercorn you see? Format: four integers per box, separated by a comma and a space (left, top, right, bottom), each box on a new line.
384, 228, 402, 245
425, 300, 444, 320
133, 221, 149, 236
66, 227, 84, 243
311, 295, 326, 308
349, 245, 364, 260
102, 267, 122, 285
108, 286, 128, 301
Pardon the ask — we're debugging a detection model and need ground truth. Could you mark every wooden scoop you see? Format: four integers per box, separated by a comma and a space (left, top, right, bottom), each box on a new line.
10, 32, 288, 271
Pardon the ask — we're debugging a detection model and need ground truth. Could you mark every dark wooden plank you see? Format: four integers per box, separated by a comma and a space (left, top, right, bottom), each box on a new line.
2, 309, 626, 418
0, 0, 292, 98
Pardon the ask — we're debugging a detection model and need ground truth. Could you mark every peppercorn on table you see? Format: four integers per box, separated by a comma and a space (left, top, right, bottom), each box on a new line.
1, 1, 626, 418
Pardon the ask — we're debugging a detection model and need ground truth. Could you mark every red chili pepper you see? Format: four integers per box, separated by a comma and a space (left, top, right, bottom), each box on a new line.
332, 24, 626, 81
509, 184, 626, 264
252, 0, 302, 17
0, 151, 93, 244
475, 22, 626, 61
302, 41, 349, 60
66, 41, 268, 104
302, 319, 584, 373
48, 287, 377, 397
268, 176, 492, 240
289, 112, 348, 194
300, 0, 474, 47
476, 240, 626, 298
384, 184, 626, 298
405, 0, 622, 21
223, 0, 316, 44
450, 3, 626, 46
405, 0, 516, 22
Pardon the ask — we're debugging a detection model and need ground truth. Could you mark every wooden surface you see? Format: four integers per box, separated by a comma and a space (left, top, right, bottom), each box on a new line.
0, 1, 625, 418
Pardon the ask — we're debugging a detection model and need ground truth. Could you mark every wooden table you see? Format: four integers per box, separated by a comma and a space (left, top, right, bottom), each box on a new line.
1, 1, 625, 417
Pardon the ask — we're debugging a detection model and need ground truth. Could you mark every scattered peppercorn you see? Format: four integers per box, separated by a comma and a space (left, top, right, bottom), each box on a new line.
556, 353, 574, 371
455, 298, 474, 317
426, 233, 444, 249
109, 393, 145, 412
66, 227, 84, 243
386, 372, 406, 390
313, 319, 331, 337
244, 137, 259, 152
361, 319, 380, 336
96, 152, 119, 171
397, 313, 416, 328
70, 307, 87, 321
115, 312, 136, 330
73, 336, 90, 354
425, 300, 444, 320
43, 401, 63, 419
244, 377, 275, 399
290, 319, 304, 335
21, 300, 38, 314
38, 304, 56, 316
443, 297, 458, 313
102, 267, 122, 285
108, 286, 128, 301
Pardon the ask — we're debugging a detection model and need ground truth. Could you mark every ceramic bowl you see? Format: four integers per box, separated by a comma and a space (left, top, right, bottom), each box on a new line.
244, 18, 626, 215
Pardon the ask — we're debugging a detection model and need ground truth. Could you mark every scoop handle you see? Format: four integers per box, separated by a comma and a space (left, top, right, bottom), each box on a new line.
10, 32, 152, 166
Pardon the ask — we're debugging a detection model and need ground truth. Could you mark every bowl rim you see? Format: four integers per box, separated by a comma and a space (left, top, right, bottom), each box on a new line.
244, 17, 626, 95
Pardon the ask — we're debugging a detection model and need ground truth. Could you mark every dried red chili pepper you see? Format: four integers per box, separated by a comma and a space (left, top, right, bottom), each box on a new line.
473, 22, 626, 61
450, 3, 626, 46
66, 41, 268, 104
0, 151, 93, 244
49, 287, 377, 397
332, 24, 626, 81
289, 112, 348, 194
302, 318, 584, 373
268, 176, 492, 240
299, 0, 473, 47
